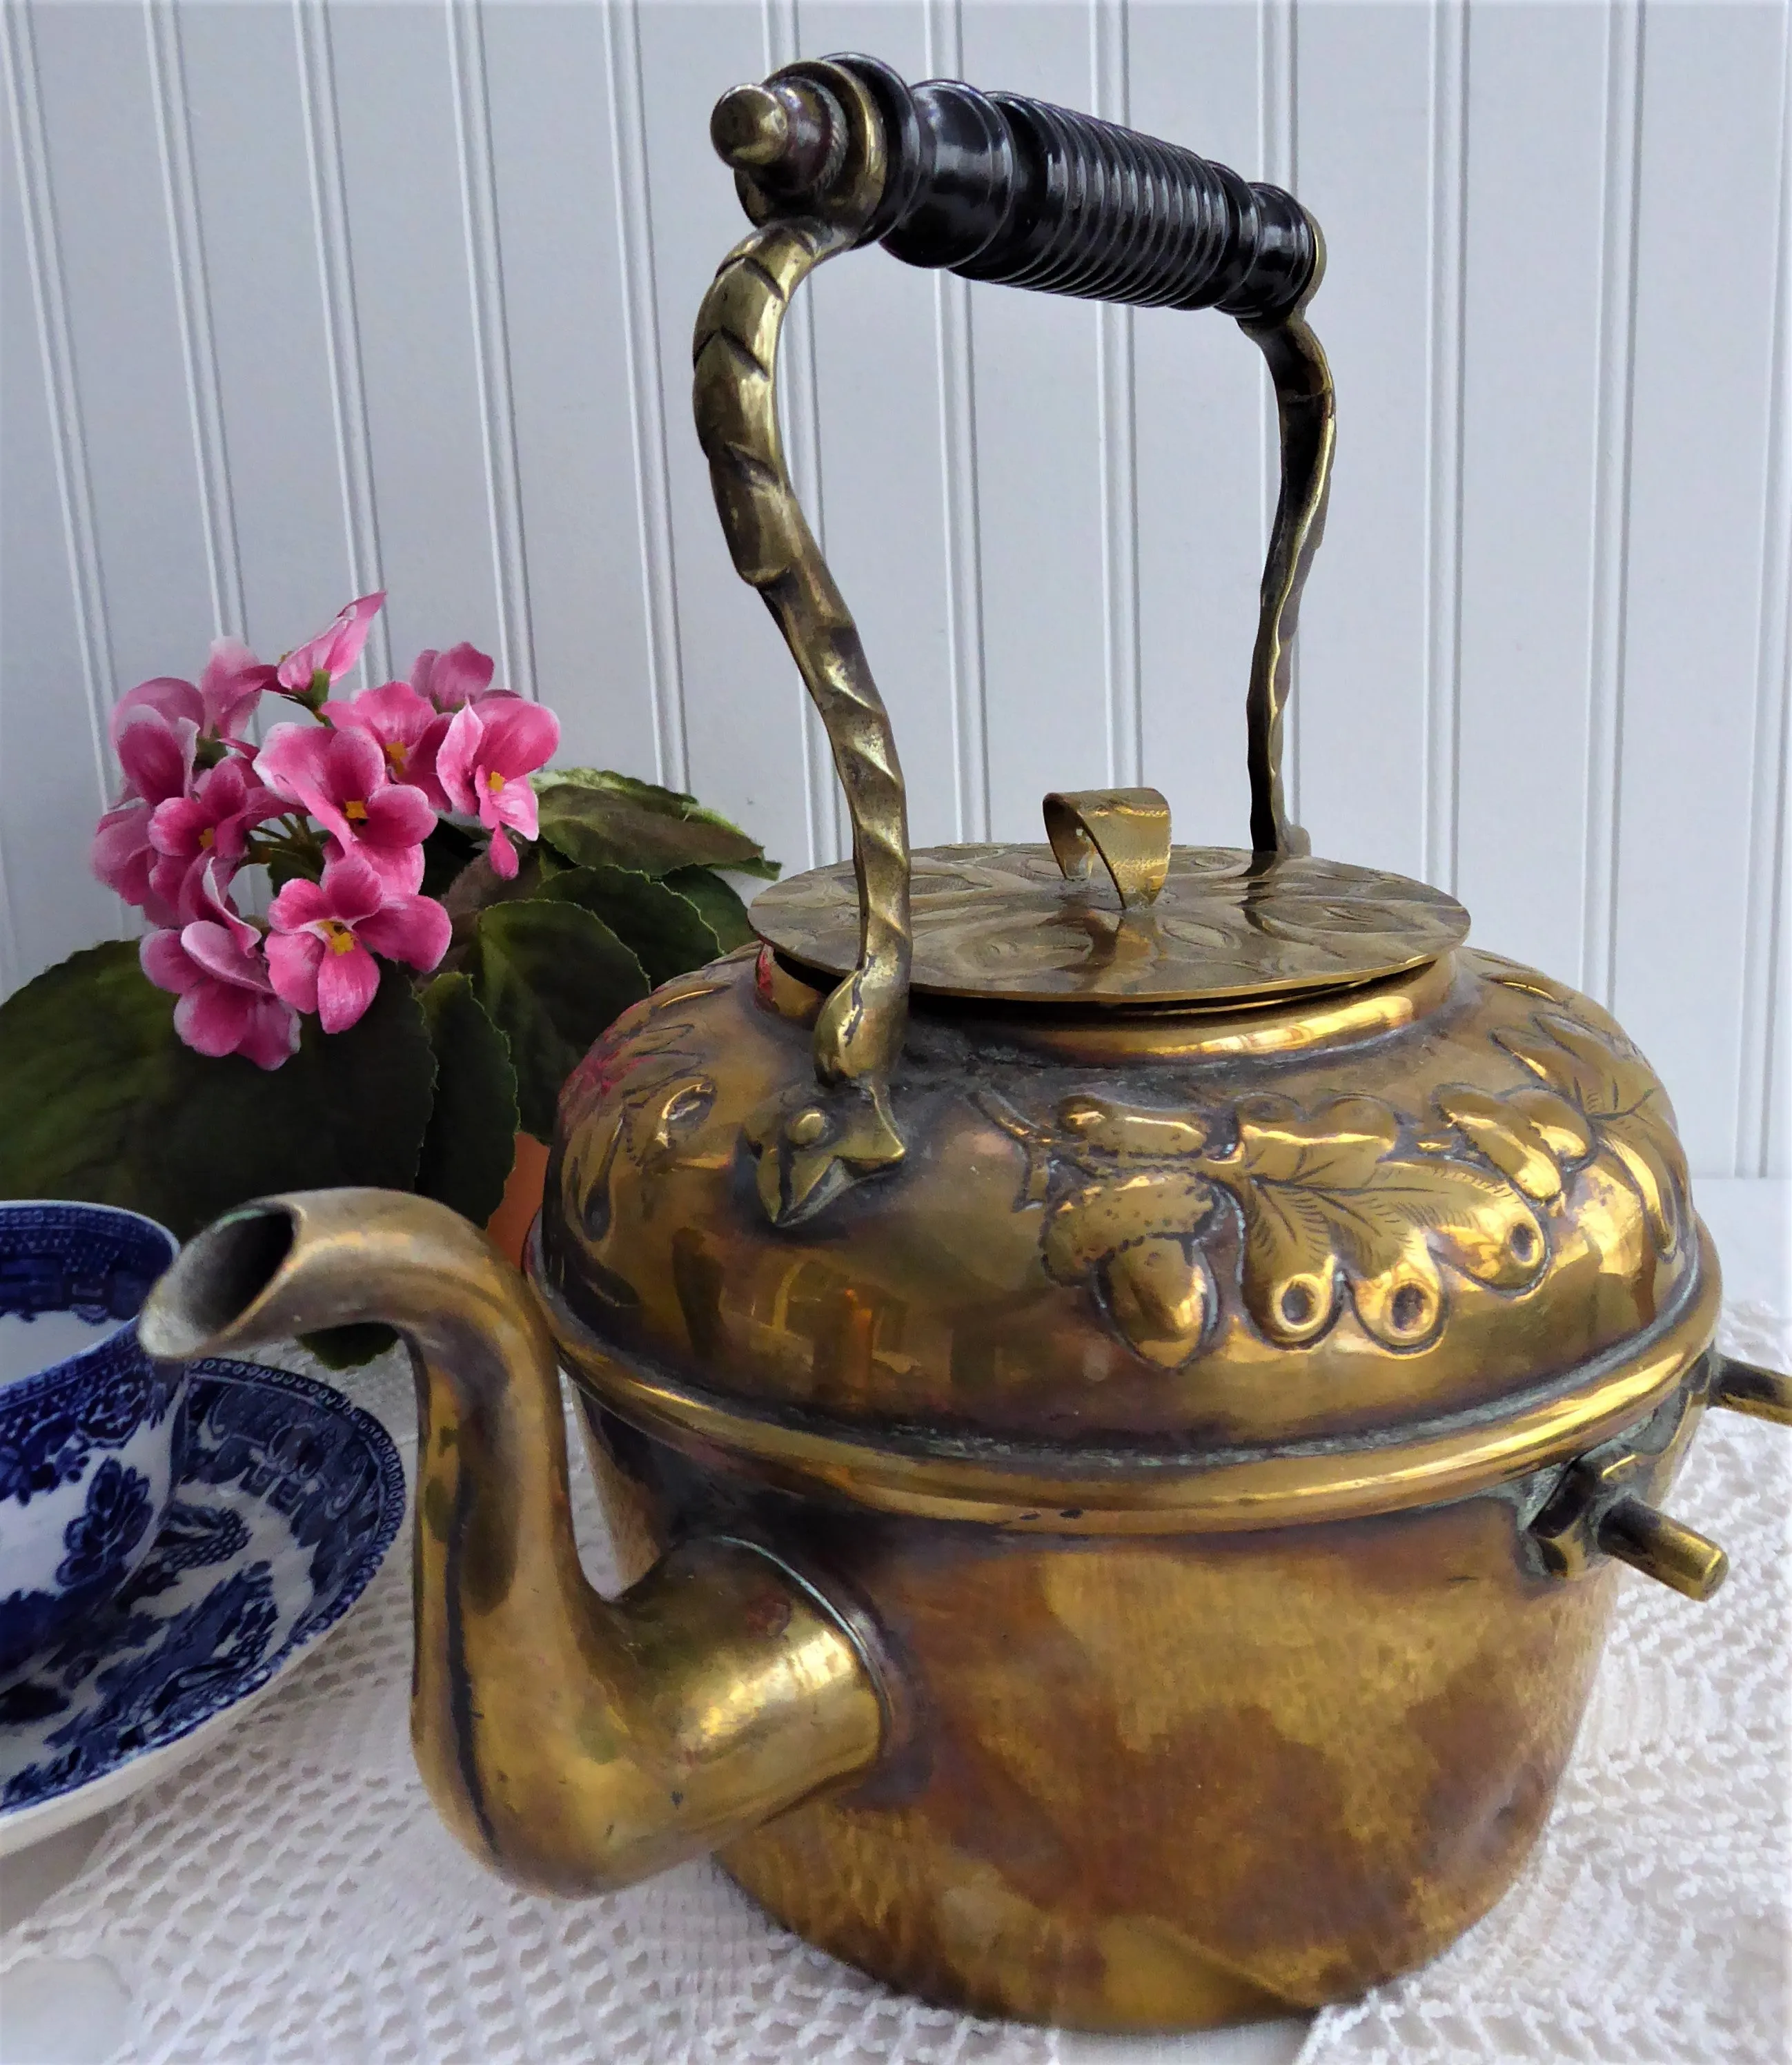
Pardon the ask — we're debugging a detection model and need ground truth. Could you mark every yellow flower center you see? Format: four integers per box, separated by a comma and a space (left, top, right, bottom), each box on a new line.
320, 919, 357, 955
486, 770, 505, 794
343, 799, 368, 823
382, 740, 409, 774
198, 826, 215, 848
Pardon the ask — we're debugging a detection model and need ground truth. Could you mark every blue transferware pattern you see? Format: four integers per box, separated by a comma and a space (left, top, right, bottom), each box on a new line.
0, 1204, 186, 1674
0, 1358, 404, 1816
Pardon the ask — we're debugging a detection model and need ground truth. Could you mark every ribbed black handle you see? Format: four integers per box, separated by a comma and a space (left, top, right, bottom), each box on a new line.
713, 55, 1318, 326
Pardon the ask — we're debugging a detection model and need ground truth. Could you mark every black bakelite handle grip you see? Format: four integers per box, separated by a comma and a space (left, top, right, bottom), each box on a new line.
719, 53, 1319, 325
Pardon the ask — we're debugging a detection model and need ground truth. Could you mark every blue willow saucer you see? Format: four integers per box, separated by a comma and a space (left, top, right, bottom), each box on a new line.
0, 1358, 404, 1845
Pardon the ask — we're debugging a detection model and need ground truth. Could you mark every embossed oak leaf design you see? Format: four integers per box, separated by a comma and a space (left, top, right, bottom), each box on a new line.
1431, 1084, 1594, 1205
1213, 1095, 1549, 1351
1493, 1012, 1687, 1255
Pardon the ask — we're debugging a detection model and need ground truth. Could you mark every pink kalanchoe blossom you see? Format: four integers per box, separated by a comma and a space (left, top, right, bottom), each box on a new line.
254, 721, 436, 893
435, 698, 560, 879
112, 637, 276, 754
408, 642, 503, 712
147, 756, 283, 919
318, 679, 450, 809
275, 592, 386, 694
90, 705, 200, 922
140, 862, 299, 1071
93, 804, 177, 925
266, 854, 450, 1035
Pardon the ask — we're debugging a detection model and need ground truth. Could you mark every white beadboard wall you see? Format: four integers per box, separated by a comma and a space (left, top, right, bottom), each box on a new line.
1, 0, 1787, 1181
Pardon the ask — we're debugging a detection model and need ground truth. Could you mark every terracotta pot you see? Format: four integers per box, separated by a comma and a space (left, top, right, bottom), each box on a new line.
484, 1132, 549, 1270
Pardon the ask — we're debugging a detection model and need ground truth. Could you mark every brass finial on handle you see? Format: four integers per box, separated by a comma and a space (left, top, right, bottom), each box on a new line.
711, 82, 792, 166
711, 77, 847, 195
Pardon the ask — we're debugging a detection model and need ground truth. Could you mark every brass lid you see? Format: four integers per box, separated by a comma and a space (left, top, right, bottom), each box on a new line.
752, 792, 1470, 1008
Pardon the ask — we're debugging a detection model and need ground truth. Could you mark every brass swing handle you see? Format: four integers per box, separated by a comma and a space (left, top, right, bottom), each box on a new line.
694, 57, 1334, 1225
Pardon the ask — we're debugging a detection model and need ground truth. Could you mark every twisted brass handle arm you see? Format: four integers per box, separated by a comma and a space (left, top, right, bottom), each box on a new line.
698, 57, 1335, 1222
1246, 313, 1335, 857
693, 64, 909, 1226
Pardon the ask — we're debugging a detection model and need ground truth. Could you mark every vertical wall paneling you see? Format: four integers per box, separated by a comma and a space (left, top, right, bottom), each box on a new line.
482, 1, 658, 771
175, 6, 350, 668
1092, 0, 1141, 790
763, 0, 842, 865
0, 6, 121, 981
1582, 0, 1643, 1006
1739, 8, 1792, 1178
326, 3, 498, 681
1291, 3, 1435, 881
25, 2, 210, 698
1, 0, 1786, 1175
600, 0, 686, 788
635, 3, 818, 873
0, 3, 115, 754
1423, 0, 1466, 894
292, 0, 388, 685
958, 4, 1106, 837
1617, 3, 1786, 1173
926, 0, 990, 841
804, 3, 963, 852
1453, 6, 1611, 988
144, 0, 244, 645
1127, 3, 1263, 848
446, 0, 535, 705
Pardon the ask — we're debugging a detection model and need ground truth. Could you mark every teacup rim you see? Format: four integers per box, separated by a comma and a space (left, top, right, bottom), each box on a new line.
0, 1201, 181, 1399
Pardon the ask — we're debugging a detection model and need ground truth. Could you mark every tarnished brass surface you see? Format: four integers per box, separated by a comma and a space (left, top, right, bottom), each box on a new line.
542, 1240, 1717, 1533
1595, 1499, 1729, 1601
752, 841, 1470, 1004
1528, 1355, 1731, 1598
546, 947, 1701, 1460
139, 1191, 887, 1895
573, 1393, 1641, 2029
1042, 788, 1173, 910
947, 952, 1462, 1063
1713, 1355, 1792, 1425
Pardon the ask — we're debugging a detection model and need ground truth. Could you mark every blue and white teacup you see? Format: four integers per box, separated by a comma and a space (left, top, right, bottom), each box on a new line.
0, 1203, 185, 1676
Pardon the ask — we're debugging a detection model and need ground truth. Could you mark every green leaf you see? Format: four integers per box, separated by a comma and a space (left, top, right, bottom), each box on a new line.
415, 972, 519, 1224
0, 943, 436, 1239
301, 1321, 398, 1369
419, 817, 483, 900
533, 768, 777, 880
664, 865, 758, 952
466, 900, 649, 1139
540, 865, 722, 987
266, 848, 318, 894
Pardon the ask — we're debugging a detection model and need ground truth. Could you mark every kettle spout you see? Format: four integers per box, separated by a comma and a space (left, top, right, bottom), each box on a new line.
140, 1189, 888, 1895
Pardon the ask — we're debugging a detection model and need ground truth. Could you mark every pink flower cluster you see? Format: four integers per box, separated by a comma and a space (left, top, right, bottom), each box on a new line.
91, 594, 560, 1069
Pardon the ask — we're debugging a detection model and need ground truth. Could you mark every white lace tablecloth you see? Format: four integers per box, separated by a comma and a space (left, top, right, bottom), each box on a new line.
2, 1295, 1786, 2065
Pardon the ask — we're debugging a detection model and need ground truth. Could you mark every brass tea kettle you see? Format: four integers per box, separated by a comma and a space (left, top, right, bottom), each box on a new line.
144, 59, 1792, 2033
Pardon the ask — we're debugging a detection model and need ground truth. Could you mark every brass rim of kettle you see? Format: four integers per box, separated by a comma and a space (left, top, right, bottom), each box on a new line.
538, 1225, 1720, 1536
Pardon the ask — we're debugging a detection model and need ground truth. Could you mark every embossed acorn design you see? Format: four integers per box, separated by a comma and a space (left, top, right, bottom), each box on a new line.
977, 969, 1687, 1372
144, 53, 1792, 2043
